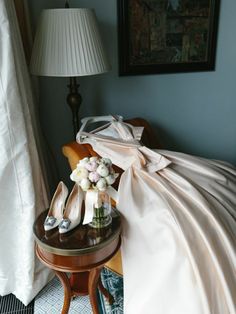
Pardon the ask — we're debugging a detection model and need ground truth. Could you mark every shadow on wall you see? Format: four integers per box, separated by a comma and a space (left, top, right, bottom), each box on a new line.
79, 76, 106, 118
151, 122, 183, 151
152, 121, 236, 167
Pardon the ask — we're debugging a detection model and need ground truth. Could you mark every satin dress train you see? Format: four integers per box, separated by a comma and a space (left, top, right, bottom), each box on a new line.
77, 119, 236, 314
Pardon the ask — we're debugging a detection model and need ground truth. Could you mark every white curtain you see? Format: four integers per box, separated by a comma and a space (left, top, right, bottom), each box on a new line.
0, 0, 53, 305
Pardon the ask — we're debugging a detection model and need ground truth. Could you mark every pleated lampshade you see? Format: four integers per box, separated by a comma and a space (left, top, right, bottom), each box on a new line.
30, 8, 110, 77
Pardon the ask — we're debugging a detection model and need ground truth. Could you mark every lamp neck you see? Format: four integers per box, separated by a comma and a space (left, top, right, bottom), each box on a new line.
67, 77, 82, 139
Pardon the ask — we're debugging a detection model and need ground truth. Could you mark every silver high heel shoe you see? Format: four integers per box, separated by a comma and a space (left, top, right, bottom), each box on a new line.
44, 181, 68, 231
58, 184, 84, 234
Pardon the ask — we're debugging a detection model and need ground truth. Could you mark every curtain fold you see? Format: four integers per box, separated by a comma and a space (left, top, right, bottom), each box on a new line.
0, 0, 53, 305
14, 0, 32, 65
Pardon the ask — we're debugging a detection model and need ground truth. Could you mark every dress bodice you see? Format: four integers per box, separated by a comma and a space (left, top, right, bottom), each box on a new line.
77, 117, 171, 173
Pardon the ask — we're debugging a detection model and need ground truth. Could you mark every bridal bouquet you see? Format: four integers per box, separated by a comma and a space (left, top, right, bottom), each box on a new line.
70, 156, 119, 191
70, 156, 119, 228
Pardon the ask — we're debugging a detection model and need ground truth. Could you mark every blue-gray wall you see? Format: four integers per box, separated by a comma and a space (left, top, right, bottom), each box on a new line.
29, 0, 236, 187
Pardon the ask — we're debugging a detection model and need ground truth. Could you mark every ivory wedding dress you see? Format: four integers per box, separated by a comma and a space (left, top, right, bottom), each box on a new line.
77, 116, 236, 314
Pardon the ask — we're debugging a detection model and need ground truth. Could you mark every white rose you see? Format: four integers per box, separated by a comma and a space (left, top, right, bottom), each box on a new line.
97, 164, 109, 177
96, 178, 107, 191
78, 157, 89, 167
105, 174, 116, 185
70, 168, 88, 182
90, 156, 98, 162
76, 166, 89, 179
70, 169, 79, 182
101, 158, 112, 166
80, 178, 91, 191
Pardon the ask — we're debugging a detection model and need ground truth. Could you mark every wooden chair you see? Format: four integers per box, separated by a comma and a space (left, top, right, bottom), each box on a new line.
62, 118, 162, 275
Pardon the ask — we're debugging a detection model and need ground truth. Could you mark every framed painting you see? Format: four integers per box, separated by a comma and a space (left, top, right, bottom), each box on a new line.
118, 0, 220, 75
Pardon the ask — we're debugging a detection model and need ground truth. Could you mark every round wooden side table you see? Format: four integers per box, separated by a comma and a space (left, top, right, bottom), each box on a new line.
33, 209, 121, 314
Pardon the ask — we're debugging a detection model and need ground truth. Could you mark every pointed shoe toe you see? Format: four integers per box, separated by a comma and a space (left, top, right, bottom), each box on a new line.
58, 184, 84, 234
44, 181, 68, 231
44, 216, 58, 231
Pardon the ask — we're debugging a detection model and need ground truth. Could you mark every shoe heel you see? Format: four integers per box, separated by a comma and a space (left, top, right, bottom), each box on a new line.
58, 184, 84, 234
44, 181, 68, 231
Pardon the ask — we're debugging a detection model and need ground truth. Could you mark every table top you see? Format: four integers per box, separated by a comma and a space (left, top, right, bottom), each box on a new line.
33, 209, 121, 256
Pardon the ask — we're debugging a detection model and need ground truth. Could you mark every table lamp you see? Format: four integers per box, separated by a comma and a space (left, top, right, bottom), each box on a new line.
30, 7, 110, 138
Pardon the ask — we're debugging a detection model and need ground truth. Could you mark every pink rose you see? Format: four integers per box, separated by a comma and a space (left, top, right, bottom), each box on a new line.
89, 171, 100, 183
85, 161, 98, 172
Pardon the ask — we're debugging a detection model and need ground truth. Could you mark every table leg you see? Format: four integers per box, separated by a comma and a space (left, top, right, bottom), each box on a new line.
88, 267, 102, 314
55, 271, 72, 314
98, 277, 114, 305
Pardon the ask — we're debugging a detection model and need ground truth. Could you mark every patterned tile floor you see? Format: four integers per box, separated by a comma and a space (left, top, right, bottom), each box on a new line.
34, 277, 92, 314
